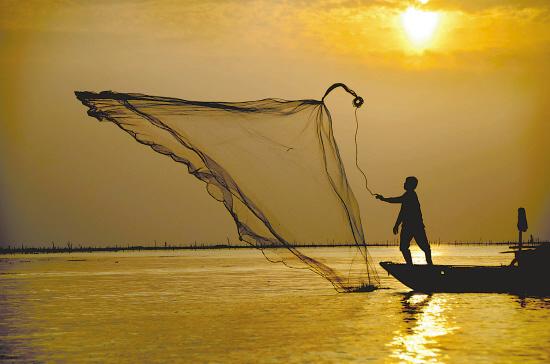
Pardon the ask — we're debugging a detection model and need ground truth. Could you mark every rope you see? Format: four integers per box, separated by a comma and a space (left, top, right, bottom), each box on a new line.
321, 83, 375, 197
322, 83, 380, 291
354, 108, 375, 196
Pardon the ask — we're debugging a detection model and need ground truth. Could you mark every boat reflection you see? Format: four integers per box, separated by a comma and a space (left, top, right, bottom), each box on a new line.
388, 293, 456, 363
517, 296, 550, 309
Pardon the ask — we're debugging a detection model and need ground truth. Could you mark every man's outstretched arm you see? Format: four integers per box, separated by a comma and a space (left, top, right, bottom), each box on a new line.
375, 194, 404, 203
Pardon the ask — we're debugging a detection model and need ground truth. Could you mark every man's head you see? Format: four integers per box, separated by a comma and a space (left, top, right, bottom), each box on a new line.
404, 176, 418, 191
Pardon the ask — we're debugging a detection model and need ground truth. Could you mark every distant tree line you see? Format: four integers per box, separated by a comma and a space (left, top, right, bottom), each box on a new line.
0, 239, 547, 255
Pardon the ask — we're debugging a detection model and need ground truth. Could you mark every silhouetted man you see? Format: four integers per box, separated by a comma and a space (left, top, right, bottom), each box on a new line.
375, 176, 433, 265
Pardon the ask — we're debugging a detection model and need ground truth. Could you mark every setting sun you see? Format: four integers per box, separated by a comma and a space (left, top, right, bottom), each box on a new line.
401, 6, 440, 46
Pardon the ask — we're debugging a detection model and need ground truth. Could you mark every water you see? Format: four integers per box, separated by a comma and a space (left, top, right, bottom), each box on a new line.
1, 246, 549, 363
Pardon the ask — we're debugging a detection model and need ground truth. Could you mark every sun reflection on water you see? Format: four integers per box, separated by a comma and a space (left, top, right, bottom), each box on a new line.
388, 294, 457, 364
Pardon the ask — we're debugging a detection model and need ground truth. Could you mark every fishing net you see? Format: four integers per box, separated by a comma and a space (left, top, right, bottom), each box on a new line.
75, 83, 379, 292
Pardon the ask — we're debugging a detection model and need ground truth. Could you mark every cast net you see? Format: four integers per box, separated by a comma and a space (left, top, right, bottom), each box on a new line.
75, 83, 379, 292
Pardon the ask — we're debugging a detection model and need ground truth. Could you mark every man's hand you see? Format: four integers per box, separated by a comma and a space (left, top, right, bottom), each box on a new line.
393, 225, 399, 235
375, 194, 384, 200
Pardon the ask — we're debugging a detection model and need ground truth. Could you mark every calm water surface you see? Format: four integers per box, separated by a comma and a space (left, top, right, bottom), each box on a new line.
1, 246, 549, 363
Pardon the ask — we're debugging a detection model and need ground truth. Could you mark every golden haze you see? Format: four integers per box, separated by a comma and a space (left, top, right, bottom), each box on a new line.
0, 0, 548, 245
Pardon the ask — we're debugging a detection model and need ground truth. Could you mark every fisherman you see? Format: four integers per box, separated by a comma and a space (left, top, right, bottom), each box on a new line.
375, 176, 433, 265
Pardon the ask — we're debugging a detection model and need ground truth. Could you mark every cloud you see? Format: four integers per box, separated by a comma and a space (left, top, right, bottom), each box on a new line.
427, 0, 550, 13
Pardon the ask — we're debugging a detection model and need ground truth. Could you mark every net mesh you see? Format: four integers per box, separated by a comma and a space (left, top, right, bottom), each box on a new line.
75, 84, 379, 292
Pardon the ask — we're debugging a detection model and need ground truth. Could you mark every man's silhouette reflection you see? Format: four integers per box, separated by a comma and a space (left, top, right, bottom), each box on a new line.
376, 176, 433, 265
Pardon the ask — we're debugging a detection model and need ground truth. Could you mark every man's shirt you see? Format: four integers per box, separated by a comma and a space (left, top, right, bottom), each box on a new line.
400, 190, 424, 229
384, 190, 425, 229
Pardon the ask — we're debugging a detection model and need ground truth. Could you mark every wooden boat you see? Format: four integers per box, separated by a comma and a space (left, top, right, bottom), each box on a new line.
379, 245, 550, 295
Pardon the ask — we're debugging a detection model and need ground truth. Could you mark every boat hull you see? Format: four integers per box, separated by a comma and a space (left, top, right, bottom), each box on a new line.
379, 261, 549, 295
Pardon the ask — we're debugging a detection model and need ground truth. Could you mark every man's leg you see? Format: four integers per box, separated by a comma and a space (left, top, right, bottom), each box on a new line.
414, 228, 433, 265
400, 228, 413, 265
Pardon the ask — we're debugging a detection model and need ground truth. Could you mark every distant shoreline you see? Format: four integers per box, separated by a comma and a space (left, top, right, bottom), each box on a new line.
1, 241, 547, 255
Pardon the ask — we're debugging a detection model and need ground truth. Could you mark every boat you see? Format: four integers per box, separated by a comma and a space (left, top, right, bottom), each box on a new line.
380, 245, 550, 295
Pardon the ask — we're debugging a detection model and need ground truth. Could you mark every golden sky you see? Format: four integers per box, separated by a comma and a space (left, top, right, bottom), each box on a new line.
1, 0, 549, 245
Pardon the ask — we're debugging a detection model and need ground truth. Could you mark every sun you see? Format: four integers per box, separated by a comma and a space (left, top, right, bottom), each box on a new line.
401, 6, 440, 46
